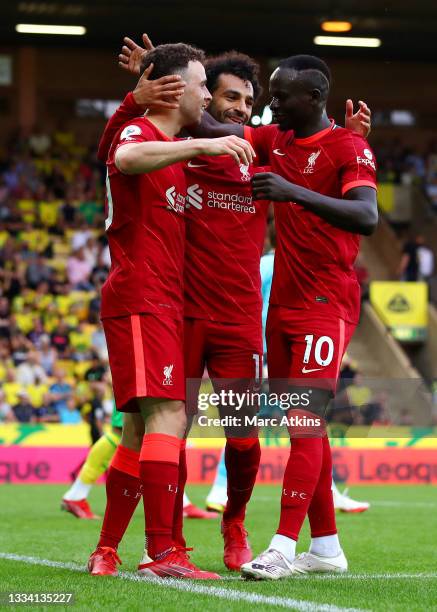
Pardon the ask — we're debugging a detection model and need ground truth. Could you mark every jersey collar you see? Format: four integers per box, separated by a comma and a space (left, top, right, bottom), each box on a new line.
293, 119, 336, 145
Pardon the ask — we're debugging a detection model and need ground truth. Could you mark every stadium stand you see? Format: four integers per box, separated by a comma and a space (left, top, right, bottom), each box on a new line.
0, 126, 112, 426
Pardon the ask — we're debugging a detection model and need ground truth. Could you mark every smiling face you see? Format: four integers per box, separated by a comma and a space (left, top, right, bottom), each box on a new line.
269, 67, 321, 132
207, 73, 254, 126
178, 60, 212, 126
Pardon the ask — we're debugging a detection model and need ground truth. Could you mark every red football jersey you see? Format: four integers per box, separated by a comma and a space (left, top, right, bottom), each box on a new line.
245, 121, 377, 324
184, 156, 269, 325
101, 117, 186, 320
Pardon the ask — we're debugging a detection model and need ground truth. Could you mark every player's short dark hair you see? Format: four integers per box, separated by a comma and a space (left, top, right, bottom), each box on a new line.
140, 43, 205, 80
205, 51, 262, 101
278, 54, 331, 99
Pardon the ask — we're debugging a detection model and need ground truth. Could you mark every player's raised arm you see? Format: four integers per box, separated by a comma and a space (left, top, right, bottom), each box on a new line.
251, 173, 378, 235
116, 135, 255, 174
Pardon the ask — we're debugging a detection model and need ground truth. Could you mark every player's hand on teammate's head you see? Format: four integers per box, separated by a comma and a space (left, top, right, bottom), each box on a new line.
132, 63, 186, 110
118, 33, 154, 75
345, 99, 371, 138
201, 135, 256, 166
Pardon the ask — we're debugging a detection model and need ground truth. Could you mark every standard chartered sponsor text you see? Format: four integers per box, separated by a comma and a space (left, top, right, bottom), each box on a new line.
207, 190, 255, 213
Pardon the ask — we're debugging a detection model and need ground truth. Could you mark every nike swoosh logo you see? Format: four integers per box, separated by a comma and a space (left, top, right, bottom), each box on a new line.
187, 161, 208, 168
301, 366, 324, 374
273, 149, 285, 156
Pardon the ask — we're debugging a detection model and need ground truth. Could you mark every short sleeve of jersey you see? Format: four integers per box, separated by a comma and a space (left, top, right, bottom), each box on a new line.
244, 125, 277, 165
339, 132, 377, 196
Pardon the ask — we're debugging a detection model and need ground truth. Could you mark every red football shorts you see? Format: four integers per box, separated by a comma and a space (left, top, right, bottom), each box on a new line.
266, 306, 356, 393
184, 317, 263, 415
102, 313, 185, 412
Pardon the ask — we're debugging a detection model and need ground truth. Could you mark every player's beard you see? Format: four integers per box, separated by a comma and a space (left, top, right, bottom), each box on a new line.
208, 103, 248, 126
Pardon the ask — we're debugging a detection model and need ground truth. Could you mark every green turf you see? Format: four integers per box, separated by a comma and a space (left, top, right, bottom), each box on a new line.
1, 484, 437, 611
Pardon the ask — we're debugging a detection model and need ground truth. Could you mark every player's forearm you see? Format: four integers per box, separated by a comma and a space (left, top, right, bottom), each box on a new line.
97, 93, 143, 162
115, 139, 210, 174
187, 110, 244, 139
285, 183, 378, 235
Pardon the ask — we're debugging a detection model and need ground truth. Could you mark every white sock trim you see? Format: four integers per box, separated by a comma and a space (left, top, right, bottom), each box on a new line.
63, 479, 92, 501
269, 534, 296, 563
310, 534, 341, 557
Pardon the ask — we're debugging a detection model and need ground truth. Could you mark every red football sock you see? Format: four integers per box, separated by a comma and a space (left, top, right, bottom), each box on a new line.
172, 439, 187, 548
308, 435, 337, 537
223, 437, 261, 523
277, 437, 323, 541
98, 445, 142, 550
140, 433, 180, 559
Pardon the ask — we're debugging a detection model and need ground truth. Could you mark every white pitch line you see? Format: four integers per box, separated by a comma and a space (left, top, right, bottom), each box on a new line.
371, 501, 437, 508
0, 552, 365, 612
293, 573, 437, 580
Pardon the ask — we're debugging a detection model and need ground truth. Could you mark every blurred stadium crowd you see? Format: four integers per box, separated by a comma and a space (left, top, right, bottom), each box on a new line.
0, 125, 436, 427
373, 139, 437, 211
0, 126, 111, 432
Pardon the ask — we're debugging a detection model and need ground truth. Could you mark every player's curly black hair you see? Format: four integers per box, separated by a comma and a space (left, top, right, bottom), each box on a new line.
140, 43, 205, 80
205, 51, 262, 102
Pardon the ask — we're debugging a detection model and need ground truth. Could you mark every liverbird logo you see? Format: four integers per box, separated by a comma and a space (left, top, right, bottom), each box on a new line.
304, 150, 321, 174
239, 163, 251, 182
163, 364, 174, 386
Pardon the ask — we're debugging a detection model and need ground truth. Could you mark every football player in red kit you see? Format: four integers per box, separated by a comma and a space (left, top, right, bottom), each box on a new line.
99, 44, 268, 571
242, 56, 378, 578
100, 38, 371, 574
87, 42, 254, 579
189, 54, 377, 579
109, 36, 370, 573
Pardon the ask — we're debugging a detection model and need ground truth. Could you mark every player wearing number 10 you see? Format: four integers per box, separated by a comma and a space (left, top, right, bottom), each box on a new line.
243, 56, 378, 578
194, 54, 377, 578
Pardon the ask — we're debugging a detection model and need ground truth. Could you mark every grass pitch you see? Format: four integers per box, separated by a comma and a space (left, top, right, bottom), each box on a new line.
1, 484, 437, 611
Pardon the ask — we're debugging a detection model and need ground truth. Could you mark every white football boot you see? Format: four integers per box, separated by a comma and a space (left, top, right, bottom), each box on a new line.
292, 550, 348, 574
205, 485, 228, 513
333, 486, 370, 513
241, 548, 295, 580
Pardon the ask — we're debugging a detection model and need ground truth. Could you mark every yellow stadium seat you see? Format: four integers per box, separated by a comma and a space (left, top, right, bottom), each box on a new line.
74, 360, 93, 379
39, 200, 61, 227
49, 259, 67, 274
43, 313, 60, 333
69, 290, 95, 303
33, 294, 53, 312
55, 295, 72, 315
55, 360, 76, 377
15, 312, 35, 334
0, 230, 9, 248
64, 315, 79, 328
3, 382, 21, 406
53, 242, 71, 257
27, 384, 49, 408
69, 329, 92, 351
34, 158, 54, 175
19, 229, 50, 253
17, 199, 36, 223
